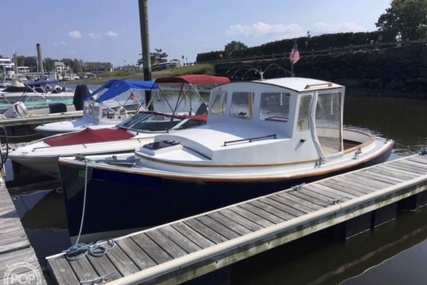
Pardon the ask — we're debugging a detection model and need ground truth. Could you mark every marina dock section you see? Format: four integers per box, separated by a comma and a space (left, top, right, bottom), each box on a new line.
46, 153, 427, 285
1, 110, 82, 138
0, 176, 47, 285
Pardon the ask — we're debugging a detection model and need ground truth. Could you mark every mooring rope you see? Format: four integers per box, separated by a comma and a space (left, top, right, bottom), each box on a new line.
64, 159, 116, 261
65, 239, 116, 261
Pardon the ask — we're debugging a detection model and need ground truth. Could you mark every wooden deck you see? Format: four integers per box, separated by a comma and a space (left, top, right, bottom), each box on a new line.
0, 176, 47, 285
46, 153, 427, 285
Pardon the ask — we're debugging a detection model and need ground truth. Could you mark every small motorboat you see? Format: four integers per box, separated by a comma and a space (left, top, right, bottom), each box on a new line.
33, 79, 159, 136
8, 74, 230, 180
57, 76, 394, 243
0, 79, 75, 113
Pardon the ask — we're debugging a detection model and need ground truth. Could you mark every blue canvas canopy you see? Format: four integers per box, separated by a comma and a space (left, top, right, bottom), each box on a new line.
84, 79, 159, 103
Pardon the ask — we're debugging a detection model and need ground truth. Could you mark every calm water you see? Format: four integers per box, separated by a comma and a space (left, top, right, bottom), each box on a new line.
9, 94, 427, 284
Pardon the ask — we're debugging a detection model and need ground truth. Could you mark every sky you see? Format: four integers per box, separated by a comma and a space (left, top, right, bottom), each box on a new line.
1, 0, 392, 68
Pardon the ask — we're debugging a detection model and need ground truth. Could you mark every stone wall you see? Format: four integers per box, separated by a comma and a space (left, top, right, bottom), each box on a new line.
215, 43, 427, 98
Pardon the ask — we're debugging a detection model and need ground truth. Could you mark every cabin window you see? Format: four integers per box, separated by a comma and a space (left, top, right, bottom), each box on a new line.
297, 95, 312, 132
230, 92, 254, 119
315, 92, 342, 155
210, 90, 227, 116
259, 92, 290, 122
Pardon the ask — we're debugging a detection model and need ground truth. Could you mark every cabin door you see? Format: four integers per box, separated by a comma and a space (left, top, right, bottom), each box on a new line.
312, 91, 343, 160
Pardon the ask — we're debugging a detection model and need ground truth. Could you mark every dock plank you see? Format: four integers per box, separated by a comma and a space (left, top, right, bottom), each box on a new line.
354, 170, 409, 184
400, 159, 427, 170
255, 196, 301, 219
172, 222, 216, 249
239, 202, 287, 224
68, 257, 100, 283
371, 167, 414, 183
146, 229, 189, 258
115, 238, 157, 270
86, 254, 122, 282
328, 177, 379, 194
293, 185, 342, 203
382, 161, 427, 175
104, 242, 145, 276
0, 247, 40, 277
304, 183, 358, 200
207, 211, 254, 235
337, 173, 389, 190
196, 215, 242, 240
318, 179, 371, 195
184, 218, 229, 244
281, 191, 325, 210
407, 155, 427, 166
228, 205, 275, 228
212, 209, 264, 232
270, 193, 317, 214
159, 225, 203, 253
48, 257, 80, 285
131, 233, 172, 264
250, 198, 296, 220
368, 165, 420, 180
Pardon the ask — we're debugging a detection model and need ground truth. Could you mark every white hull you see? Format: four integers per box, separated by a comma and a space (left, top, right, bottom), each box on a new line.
68, 129, 393, 182
9, 135, 155, 179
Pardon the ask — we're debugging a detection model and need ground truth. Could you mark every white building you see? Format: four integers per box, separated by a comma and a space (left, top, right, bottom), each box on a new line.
0, 58, 15, 75
54, 61, 67, 73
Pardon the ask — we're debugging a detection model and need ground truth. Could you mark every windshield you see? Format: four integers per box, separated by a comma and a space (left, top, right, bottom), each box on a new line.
117, 111, 206, 132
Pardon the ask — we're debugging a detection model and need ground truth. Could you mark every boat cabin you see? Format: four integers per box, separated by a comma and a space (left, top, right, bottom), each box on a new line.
140, 77, 347, 166
207, 77, 345, 160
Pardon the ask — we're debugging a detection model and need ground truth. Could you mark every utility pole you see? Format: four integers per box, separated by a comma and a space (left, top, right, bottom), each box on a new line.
138, 0, 153, 110
36, 43, 44, 73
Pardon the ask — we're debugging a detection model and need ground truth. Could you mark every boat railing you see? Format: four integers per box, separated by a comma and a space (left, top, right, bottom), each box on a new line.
223, 134, 277, 146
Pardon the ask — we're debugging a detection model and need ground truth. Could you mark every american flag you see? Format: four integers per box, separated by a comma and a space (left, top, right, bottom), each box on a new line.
129, 91, 137, 100
289, 46, 300, 64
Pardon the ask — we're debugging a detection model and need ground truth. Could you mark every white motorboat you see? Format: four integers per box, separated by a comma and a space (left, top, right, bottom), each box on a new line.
56, 76, 394, 242
8, 74, 230, 179
0, 79, 75, 112
34, 79, 159, 136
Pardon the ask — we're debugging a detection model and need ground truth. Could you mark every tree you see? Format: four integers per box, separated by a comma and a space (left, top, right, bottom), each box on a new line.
376, 0, 427, 40
16, 55, 26, 67
224, 41, 248, 55
44, 58, 55, 72
24, 56, 37, 72
150, 49, 168, 65
73, 59, 82, 73
61, 58, 74, 73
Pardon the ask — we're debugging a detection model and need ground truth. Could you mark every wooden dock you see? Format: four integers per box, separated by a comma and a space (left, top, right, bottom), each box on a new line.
1, 110, 82, 131
0, 110, 82, 149
46, 153, 427, 285
0, 176, 47, 285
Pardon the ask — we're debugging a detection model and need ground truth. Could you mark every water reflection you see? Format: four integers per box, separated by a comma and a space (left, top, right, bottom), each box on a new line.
344, 96, 427, 153
229, 207, 427, 285
10, 184, 71, 267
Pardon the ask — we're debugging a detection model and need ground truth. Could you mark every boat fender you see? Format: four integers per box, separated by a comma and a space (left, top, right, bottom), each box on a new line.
3, 101, 28, 118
